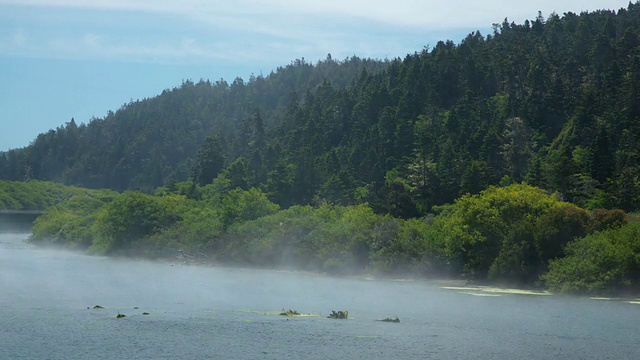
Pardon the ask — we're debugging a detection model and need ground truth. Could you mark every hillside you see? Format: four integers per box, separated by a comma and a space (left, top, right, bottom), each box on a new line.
0, 56, 389, 192
2, 3, 640, 213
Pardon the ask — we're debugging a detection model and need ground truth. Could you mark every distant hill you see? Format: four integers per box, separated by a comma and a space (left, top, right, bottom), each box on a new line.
0, 56, 389, 193
2, 2, 640, 214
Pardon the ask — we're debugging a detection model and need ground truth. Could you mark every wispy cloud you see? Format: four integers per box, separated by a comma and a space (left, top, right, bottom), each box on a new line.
1, 0, 632, 27
0, 2, 428, 65
11, 28, 27, 45
0, 0, 632, 65
6, 31, 239, 64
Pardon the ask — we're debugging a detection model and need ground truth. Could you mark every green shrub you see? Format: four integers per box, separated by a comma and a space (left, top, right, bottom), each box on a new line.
439, 183, 595, 283
219, 188, 279, 229
31, 190, 117, 248
590, 208, 627, 232
89, 192, 187, 254
541, 222, 640, 294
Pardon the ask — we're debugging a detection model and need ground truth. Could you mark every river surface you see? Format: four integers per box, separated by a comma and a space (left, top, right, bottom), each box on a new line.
1, 232, 639, 359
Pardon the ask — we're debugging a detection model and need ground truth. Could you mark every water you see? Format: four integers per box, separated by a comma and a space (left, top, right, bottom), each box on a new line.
1, 232, 639, 360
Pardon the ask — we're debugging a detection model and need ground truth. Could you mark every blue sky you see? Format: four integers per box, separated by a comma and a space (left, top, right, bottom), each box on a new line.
0, 0, 632, 151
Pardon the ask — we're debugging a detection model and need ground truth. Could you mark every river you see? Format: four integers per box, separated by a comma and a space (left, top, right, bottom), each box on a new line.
1, 232, 639, 359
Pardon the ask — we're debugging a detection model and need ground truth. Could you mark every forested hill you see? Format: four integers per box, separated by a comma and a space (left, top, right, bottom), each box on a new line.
3, 3, 640, 214
0, 56, 389, 192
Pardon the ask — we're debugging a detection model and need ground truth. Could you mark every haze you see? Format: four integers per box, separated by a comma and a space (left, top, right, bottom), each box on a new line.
1, 232, 430, 323
3, 232, 640, 359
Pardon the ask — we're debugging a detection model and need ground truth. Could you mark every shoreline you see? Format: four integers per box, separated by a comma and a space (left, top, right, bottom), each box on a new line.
16, 232, 640, 299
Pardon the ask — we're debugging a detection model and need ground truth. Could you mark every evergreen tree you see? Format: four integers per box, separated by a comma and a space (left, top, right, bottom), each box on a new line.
193, 135, 225, 186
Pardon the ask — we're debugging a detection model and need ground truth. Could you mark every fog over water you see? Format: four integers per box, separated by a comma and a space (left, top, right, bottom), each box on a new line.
1, 232, 639, 359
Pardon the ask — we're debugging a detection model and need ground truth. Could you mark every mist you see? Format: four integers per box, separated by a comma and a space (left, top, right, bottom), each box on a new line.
1, 232, 430, 318
3, 232, 640, 360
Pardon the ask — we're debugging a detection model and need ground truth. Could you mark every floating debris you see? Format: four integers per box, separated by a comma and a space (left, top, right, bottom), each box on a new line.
327, 310, 348, 319
92, 305, 104, 309
279, 309, 301, 316
377, 317, 400, 323
241, 309, 320, 317
142, 312, 150, 315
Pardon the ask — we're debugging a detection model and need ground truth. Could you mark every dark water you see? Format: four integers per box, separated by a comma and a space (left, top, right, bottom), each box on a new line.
1, 232, 639, 360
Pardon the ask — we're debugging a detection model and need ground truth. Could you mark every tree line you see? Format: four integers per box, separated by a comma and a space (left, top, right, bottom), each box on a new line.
3, 4, 640, 213
26, 180, 638, 295
0, 56, 389, 193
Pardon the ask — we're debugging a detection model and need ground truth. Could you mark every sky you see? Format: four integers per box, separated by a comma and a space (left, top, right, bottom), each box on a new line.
0, 0, 633, 151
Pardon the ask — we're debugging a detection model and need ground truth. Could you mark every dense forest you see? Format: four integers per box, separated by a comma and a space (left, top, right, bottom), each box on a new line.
3, 4, 640, 295
0, 57, 389, 193
2, 4, 640, 214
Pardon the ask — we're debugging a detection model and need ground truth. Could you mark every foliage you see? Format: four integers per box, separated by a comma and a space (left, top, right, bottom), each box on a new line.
369, 217, 447, 277
0, 180, 116, 247
222, 204, 368, 271
589, 208, 628, 231
24, 180, 639, 294
218, 188, 280, 229
542, 222, 640, 294
0, 180, 97, 211
139, 205, 224, 258
440, 184, 592, 283
88, 192, 188, 254
31, 189, 116, 248
301, 204, 385, 273
221, 204, 325, 267
2, 57, 389, 193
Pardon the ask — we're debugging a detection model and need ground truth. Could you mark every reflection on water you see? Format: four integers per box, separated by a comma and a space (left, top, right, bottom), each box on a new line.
1, 233, 639, 360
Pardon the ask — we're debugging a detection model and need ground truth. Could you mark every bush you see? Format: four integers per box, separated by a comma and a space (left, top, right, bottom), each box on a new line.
590, 208, 627, 232
534, 203, 591, 263
219, 188, 279, 229
89, 192, 187, 254
0, 180, 93, 210
369, 218, 444, 276
440, 183, 593, 283
541, 222, 640, 294
31, 190, 117, 248
141, 206, 224, 258
442, 184, 559, 277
